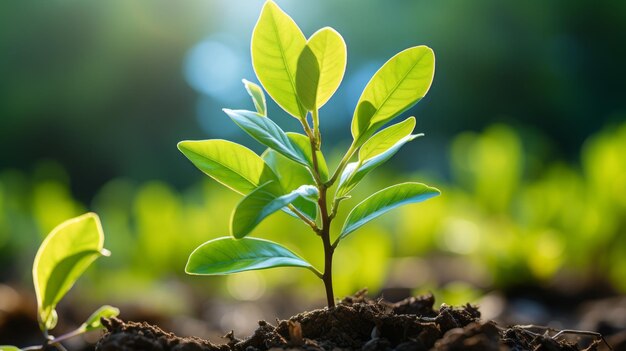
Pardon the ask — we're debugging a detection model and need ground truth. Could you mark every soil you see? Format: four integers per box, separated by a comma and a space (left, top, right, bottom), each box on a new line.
95, 291, 615, 351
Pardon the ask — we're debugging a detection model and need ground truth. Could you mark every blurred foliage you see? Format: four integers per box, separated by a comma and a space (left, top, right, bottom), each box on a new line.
1, 122, 625, 306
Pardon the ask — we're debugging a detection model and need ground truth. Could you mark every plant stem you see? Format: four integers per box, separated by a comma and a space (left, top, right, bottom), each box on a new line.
22, 327, 86, 351
318, 184, 335, 308
312, 109, 321, 148
49, 328, 85, 345
327, 142, 357, 186
305, 111, 336, 308
287, 204, 320, 233
300, 117, 324, 186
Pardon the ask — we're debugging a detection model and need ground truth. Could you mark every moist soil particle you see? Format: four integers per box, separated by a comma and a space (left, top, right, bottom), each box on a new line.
96, 293, 606, 351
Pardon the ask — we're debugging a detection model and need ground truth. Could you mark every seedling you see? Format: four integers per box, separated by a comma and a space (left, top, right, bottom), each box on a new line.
1, 213, 118, 351
179, 0, 439, 308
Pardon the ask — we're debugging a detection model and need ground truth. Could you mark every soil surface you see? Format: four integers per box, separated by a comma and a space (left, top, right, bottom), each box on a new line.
96, 292, 612, 351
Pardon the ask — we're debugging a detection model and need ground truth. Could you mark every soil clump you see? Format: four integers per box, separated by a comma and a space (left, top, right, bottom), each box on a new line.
96, 292, 609, 351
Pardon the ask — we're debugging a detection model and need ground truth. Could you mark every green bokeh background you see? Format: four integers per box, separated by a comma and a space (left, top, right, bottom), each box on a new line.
1, 0, 625, 311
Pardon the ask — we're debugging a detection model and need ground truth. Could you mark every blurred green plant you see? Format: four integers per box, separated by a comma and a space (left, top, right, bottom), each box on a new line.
1, 122, 625, 308
2, 213, 118, 351
179, 0, 439, 308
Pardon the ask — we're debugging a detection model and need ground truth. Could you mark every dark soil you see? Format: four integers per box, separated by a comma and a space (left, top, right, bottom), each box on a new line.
95, 292, 615, 351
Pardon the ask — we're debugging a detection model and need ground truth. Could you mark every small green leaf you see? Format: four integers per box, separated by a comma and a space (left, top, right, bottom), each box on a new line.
359, 117, 416, 161
338, 182, 440, 242
337, 117, 421, 196
33, 213, 109, 332
286, 132, 329, 181
0, 346, 22, 351
232, 182, 318, 238
296, 27, 347, 110
186, 237, 318, 275
178, 139, 279, 195
351, 46, 435, 144
262, 149, 318, 220
81, 305, 120, 332
242, 79, 267, 116
224, 109, 309, 166
252, 1, 306, 119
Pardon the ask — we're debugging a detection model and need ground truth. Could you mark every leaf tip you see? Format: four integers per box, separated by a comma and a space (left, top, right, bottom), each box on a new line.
264, 0, 278, 8
409, 133, 425, 141
184, 260, 194, 275
176, 140, 189, 152
100, 248, 111, 257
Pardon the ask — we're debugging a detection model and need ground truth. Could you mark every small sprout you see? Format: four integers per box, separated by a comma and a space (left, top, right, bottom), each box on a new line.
81, 305, 121, 332
4, 213, 119, 351
179, 0, 439, 308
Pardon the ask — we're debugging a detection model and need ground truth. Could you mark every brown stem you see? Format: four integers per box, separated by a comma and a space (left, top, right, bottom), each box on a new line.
318, 184, 335, 308
304, 114, 335, 308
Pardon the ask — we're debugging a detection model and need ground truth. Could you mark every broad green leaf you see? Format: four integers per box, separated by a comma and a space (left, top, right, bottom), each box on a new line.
186, 237, 317, 275
0, 346, 21, 351
351, 46, 435, 144
251, 1, 306, 119
262, 149, 318, 220
286, 132, 329, 181
337, 117, 421, 196
232, 182, 318, 238
224, 109, 309, 166
242, 79, 267, 116
81, 305, 120, 332
296, 27, 347, 110
338, 182, 440, 242
33, 213, 109, 331
178, 139, 279, 195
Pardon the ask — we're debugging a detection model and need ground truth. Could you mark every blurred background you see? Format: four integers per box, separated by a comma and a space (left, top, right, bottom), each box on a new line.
1, 0, 626, 347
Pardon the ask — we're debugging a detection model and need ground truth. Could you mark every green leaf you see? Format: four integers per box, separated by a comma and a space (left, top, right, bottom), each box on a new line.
186, 237, 318, 275
351, 46, 435, 144
286, 132, 329, 181
178, 139, 279, 195
359, 117, 417, 161
0, 346, 21, 351
338, 182, 440, 242
242, 79, 267, 116
337, 117, 421, 196
251, 1, 306, 119
296, 27, 347, 110
262, 149, 318, 220
224, 109, 309, 166
81, 305, 120, 332
33, 213, 109, 332
262, 149, 314, 192
232, 182, 318, 238
257, 133, 326, 219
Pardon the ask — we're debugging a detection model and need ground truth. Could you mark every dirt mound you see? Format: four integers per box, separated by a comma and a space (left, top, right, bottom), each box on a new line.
96, 293, 606, 351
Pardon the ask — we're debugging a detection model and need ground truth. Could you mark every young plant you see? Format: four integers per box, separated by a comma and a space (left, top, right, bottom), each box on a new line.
179, 0, 439, 308
1, 213, 119, 351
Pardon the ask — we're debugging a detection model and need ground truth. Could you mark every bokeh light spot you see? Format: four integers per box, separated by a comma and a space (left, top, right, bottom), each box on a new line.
184, 37, 244, 102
